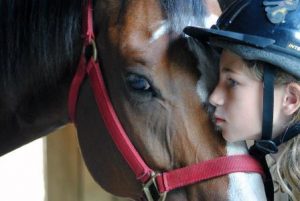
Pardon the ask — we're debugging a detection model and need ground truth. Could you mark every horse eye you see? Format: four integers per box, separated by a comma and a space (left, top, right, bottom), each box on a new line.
126, 73, 152, 93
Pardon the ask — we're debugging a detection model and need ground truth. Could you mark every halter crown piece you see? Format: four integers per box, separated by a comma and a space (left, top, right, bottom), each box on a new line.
68, 0, 265, 200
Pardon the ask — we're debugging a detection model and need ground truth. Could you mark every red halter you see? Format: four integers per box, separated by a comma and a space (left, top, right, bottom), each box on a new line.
68, 0, 264, 200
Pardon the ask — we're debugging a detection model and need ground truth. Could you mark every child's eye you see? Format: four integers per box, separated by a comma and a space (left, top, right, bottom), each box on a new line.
226, 78, 238, 88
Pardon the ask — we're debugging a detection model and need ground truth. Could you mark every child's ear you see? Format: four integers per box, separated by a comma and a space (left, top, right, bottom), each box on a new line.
282, 83, 300, 116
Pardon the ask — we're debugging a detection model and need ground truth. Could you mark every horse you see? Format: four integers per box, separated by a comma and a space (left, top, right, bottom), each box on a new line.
0, 0, 267, 200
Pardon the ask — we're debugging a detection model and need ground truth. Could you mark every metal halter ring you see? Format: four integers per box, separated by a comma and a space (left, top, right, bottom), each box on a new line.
84, 39, 98, 61
143, 172, 167, 201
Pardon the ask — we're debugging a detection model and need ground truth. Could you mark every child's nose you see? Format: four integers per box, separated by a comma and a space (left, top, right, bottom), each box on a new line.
209, 87, 224, 107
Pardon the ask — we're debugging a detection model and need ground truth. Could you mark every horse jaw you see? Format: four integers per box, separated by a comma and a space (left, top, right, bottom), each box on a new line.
226, 142, 267, 201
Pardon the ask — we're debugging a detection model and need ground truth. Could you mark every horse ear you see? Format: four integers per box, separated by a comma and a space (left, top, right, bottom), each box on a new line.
282, 83, 300, 116
217, 0, 236, 11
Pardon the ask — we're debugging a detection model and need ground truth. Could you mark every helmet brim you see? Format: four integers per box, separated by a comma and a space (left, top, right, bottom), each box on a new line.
184, 26, 300, 79
184, 26, 275, 48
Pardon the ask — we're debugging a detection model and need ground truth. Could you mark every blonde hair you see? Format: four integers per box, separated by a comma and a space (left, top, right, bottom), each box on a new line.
245, 60, 300, 200
276, 136, 300, 201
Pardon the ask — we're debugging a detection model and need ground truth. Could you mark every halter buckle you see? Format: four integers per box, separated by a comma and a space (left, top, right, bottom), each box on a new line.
143, 172, 167, 201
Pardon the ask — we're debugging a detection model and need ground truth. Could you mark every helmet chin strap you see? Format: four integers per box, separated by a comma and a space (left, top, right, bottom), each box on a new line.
249, 64, 275, 201
249, 64, 300, 201
251, 65, 278, 155
273, 123, 300, 146
249, 64, 300, 151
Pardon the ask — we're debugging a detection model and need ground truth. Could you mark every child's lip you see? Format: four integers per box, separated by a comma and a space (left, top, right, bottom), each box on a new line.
214, 115, 225, 123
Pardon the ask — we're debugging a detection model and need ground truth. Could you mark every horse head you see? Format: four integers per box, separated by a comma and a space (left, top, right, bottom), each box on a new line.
74, 0, 267, 200
0, 0, 267, 200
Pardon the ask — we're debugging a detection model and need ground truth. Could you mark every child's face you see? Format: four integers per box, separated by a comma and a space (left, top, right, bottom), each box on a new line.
209, 50, 287, 142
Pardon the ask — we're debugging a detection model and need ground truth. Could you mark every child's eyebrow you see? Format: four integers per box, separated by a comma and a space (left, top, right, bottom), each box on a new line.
221, 66, 235, 74
221, 66, 243, 75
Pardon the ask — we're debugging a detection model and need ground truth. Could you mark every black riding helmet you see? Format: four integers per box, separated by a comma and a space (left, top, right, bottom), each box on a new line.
184, 0, 300, 79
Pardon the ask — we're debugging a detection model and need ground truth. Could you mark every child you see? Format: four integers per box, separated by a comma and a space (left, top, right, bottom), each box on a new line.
184, 0, 300, 200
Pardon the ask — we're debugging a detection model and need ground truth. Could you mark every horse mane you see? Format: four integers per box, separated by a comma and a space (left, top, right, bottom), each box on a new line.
159, 0, 208, 32
0, 0, 207, 108
0, 0, 83, 99
115, 0, 207, 33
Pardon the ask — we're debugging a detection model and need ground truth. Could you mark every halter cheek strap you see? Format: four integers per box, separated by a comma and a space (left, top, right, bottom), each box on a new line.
68, 0, 265, 200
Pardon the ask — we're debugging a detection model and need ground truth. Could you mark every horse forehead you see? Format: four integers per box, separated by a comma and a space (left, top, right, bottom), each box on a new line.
115, 22, 171, 70
149, 20, 170, 43
108, 0, 169, 51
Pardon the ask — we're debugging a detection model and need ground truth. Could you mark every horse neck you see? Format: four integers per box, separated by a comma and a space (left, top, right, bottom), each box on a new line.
225, 142, 267, 201
0, 0, 83, 155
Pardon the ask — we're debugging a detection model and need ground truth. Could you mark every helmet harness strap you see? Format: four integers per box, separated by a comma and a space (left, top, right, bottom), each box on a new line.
250, 65, 300, 201
250, 65, 275, 201
273, 123, 300, 145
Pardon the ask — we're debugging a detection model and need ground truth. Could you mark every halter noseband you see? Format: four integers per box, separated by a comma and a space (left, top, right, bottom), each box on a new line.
68, 1, 264, 200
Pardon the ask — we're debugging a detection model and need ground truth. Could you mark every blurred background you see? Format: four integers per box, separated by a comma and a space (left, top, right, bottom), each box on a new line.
0, 124, 128, 201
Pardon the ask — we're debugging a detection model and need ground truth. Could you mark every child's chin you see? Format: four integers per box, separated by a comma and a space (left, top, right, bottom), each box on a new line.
222, 133, 236, 142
